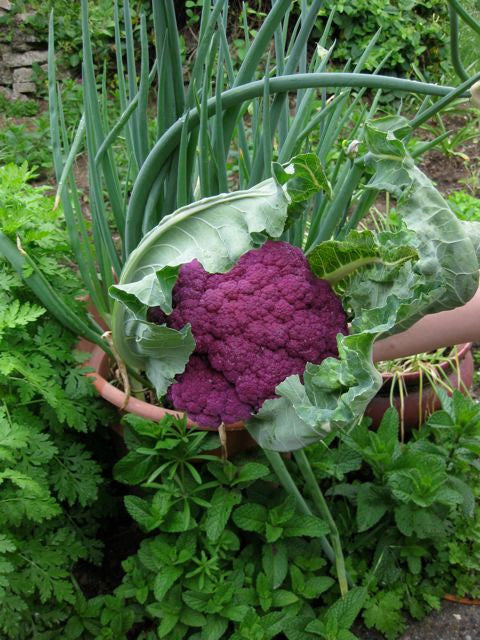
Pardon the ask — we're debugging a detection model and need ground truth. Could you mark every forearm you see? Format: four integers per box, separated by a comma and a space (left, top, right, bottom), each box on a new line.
372, 285, 480, 362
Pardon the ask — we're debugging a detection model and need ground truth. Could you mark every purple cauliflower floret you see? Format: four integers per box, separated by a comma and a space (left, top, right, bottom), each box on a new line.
149, 240, 347, 427
166, 354, 253, 426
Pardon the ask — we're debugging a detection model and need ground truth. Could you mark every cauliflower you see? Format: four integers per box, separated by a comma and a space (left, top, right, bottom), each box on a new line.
148, 240, 347, 427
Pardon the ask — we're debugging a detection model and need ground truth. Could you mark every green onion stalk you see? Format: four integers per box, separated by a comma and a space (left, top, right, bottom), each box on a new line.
263, 448, 351, 596
125, 72, 480, 255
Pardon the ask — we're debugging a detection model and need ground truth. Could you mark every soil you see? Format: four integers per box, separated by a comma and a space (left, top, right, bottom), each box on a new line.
418, 112, 480, 198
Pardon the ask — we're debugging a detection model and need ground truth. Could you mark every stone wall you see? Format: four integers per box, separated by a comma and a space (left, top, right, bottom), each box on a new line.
0, 0, 47, 99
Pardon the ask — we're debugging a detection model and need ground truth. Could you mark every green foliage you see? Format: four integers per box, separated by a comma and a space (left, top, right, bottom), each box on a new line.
185, 0, 204, 28
456, 0, 480, 75
57, 389, 480, 639
308, 393, 480, 638
315, 0, 448, 75
2, 0, 453, 76
0, 114, 52, 175
413, 102, 480, 159
448, 189, 480, 222
0, 77, 84, 177
61, 412, 368, 640
0, 94, 38, 117
0, 163, 81, 294
0, 164, 111, 639
2, 0, 140, 73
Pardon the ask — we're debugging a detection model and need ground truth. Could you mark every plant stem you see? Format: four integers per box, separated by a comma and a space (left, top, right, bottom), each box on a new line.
263, 448, 352, 591
449, 2, 468, 82
293, 449, 349, 596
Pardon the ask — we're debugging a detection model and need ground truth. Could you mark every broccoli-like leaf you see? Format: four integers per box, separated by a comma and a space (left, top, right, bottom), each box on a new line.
364, 117, 479, 317
308, 229, 417, 287
272, 152, 332, 202
273, 153, 332, 229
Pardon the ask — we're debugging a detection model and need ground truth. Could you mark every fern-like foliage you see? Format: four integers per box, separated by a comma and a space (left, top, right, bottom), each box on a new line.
0, 164, 112, 639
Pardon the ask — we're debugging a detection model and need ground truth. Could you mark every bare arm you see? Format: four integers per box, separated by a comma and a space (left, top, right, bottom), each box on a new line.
372, 285, 480, 362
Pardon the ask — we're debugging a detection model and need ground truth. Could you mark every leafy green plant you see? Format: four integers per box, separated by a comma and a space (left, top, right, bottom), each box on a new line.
412, 100, 480, 159
0, 115, 52, 175
57, 391, 480, 639
301, 391, 480, 639
457, 0, 480, 75
0, 94, 39, 118
449, 189, 480, 220
0, 163, 113, 639
64, 411, 365, 640
185, 0, 204, 28
314, 0, 448, 75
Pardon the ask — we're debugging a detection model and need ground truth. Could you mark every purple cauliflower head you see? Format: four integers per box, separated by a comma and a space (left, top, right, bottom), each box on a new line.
149, 240, 347, 428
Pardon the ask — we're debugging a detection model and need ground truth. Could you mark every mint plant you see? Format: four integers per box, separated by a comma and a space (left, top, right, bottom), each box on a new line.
83, 412, 366, 640
303, 394, 480, 639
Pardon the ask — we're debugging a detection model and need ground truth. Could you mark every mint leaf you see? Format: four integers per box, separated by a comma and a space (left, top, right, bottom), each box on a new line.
284, 514, 329, 538
356, 484, 390, 532
153, 566, 183, 601
233, 503, 267, 534
205, 488, 241, 542
233, 462, 270, 485
262, 542, 288, 589
324, 587, 368, 631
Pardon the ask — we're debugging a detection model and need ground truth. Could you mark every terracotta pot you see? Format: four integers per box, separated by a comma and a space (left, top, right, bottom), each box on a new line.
365, 343, 474, 430
79, 340, 257, 458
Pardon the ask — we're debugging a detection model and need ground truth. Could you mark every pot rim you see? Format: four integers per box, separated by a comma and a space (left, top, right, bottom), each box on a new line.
379, 342, 472, 382
83, 342, 245, 432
